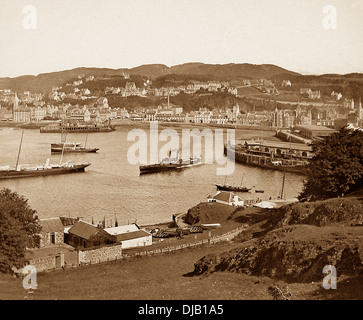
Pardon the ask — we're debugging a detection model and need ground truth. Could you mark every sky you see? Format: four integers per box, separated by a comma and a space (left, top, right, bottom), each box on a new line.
1, 0, 363, 78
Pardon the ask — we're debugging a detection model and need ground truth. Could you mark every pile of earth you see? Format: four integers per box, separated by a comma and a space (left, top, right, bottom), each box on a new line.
193, 193, 363, 283
194, 225, 363, 283
183, 202, 237, 225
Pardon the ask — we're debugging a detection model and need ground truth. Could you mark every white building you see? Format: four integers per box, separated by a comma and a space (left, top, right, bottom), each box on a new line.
104, 224, 152, 249
207, 191, 245, 207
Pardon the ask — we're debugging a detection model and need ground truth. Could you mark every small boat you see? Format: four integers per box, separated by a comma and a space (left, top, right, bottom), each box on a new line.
51, 132, 99, 154
255, 189, 265, 193
200, 223, 221, 230
215, 173, 251, 192
51, 142, 99, 154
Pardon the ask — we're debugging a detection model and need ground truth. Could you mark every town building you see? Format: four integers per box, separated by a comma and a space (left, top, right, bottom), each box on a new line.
207, 191, 245, 207
293, 124, 338, 140
13, 107, 31, 122
66, 220, 116, 249
104, 224, 152, 249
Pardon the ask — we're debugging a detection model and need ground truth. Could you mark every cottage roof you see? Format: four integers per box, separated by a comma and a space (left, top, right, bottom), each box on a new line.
115, 230, 151, 242
213, 191, 232, 202
211, 191, 242, 203
104, 224, 140, 235
68, 220, 101, 240
38, 217, 64, 233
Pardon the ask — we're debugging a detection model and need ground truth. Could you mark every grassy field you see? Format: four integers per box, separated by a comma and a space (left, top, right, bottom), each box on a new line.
0, 241, 327, 300
2, 239, 359, 300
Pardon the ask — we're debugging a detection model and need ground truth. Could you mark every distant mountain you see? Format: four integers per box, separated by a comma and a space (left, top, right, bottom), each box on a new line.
1, 62, 361, 94
169, 63, 301, 79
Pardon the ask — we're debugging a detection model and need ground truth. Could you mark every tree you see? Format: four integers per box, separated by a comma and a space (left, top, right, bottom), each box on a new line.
298, 127, 363, 202
0, 188, 41, 273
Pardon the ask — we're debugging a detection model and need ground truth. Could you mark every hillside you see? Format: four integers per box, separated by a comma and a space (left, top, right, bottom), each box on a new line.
272, 72, 363, 101
183, 202, 237, 225
0, 67, 125, 94
0, 62, 300, 93
193, 191, 363, 289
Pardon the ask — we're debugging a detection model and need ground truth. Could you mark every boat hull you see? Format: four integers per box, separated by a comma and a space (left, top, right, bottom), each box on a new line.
140, 158, 201, 175
0, 164, 91, 180
51, 148, 99, 154
140, 164, 182, 174
215, 184, 250, 192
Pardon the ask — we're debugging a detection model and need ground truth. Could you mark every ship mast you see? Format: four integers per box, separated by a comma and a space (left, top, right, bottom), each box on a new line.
84, 133, 88, 148
280, 170, 286, 199
15, 129, 24, 170
60, 132, 67, 165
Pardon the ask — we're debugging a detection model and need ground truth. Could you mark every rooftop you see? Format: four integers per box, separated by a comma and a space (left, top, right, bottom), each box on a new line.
67, 220, 100, 240
104, 224, 140, 235
294, 124, 337, 132
38, 217, 64, 233
115, 230, 151, 242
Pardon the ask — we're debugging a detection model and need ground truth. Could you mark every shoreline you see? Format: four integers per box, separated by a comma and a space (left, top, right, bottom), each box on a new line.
0, 119, 280, 133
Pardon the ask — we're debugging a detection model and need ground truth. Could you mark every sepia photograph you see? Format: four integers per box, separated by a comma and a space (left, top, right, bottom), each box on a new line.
0, 0, 362, 307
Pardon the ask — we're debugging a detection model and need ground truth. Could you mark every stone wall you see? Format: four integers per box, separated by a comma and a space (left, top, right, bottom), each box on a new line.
78, 244, 123, 264
28, 256, 56, 272
39, 231, 64, 248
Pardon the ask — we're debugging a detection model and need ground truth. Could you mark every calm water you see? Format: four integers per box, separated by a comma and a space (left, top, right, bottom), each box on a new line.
0, 125, 304, 226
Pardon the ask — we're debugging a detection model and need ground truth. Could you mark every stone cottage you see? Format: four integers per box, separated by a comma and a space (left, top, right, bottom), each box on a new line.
66, 220, 116, 249
38, 217, 65, 247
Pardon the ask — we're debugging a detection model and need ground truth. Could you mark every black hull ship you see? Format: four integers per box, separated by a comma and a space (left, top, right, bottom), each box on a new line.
140, 157, 201, 175
224, 141, 311, 175
0, 162, 91, 180
51, 143, 99, 154
215, 184, 251, 192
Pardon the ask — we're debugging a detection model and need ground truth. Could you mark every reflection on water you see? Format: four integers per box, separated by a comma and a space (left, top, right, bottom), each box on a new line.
0, 126, 304, 226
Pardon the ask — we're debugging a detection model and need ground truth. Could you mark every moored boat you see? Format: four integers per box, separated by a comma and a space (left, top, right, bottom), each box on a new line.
51, 142, 99, 154
0, 129, 91, 179
140, 157, 201, 174
140, 149, 202, 174
0, 161, 91, 180
215, 184, 251, 192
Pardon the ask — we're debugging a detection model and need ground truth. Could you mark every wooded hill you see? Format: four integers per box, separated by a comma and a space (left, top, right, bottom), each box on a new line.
0, 63, 300, 93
